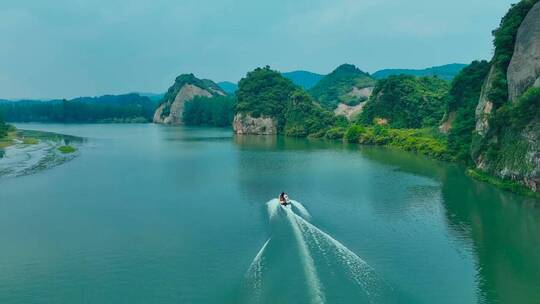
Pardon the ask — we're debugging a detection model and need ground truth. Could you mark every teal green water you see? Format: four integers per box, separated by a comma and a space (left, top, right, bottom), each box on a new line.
1, 124, 539, 304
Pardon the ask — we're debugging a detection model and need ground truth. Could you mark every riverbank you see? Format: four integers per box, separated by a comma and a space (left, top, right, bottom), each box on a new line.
0, 129, 83, 178
315, 124, 539, 198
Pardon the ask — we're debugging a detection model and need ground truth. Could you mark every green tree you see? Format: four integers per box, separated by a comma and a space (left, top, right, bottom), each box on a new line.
309, 64, 376, 109
445, 60, 491, 163
359, 75, 449, 128
236, 66, 299, 131
183, 96, 236, 127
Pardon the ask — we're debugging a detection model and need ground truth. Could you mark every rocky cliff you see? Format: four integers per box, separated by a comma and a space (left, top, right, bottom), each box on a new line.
507, 2, 540, 102
473, 1, 540, 193
153, 74, 225, 124
233, 114, 277, 135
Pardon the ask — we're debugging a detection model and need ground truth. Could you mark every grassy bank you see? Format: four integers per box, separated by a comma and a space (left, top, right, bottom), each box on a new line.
321, 123, 538, 198
58, 145, 77, 154
325, 125, 450, 160
467, 169, 540, 198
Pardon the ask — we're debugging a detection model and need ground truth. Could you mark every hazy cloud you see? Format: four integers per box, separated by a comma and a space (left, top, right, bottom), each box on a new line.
0, 0, 515, 99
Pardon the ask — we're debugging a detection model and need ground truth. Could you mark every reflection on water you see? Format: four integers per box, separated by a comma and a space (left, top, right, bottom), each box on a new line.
0, 149, 4, 159
1, 124, 539, 304
360, 145, 540, 303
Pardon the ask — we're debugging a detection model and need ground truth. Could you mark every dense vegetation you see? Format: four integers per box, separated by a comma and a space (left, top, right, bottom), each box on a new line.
310, 64, 376, 108
359, 75, 449, 128
236, 67, 298, 130
236, 66, 345, 136
445, 61, 491, 163
284, 90, 347, 137
326, 125, 449, 159
0, 94, 156, 123
183, 96, 236, 127
372, 64, 467, 81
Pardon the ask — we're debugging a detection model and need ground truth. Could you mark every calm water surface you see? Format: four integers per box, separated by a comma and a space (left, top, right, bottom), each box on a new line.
0, 123, 539, 304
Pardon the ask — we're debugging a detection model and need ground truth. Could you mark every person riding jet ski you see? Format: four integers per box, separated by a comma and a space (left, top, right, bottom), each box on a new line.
279, 192, 289, 206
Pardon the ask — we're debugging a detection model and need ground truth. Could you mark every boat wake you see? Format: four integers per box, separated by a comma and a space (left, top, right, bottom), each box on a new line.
245, 198, 387, 303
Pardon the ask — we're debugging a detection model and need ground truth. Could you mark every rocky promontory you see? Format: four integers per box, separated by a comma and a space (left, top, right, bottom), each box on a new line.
153, 74, 226, 124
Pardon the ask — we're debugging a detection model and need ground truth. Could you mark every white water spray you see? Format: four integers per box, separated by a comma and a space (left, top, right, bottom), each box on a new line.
267, 199, 280, 220
292, 212, 382, 299
248, 198, 385, 303
289, 199, 311, 220
245, 238, 271, 301
284, 207, 325, 304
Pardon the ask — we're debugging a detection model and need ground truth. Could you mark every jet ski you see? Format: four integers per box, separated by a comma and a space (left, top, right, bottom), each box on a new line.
279, 192, 290, 206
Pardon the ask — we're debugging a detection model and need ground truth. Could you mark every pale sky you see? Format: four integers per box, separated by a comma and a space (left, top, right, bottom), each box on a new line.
0, 0, 516, 99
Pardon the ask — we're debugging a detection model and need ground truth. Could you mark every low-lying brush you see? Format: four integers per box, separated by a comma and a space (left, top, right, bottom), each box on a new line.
58, 145, 77, 154
328, 124, 450, 160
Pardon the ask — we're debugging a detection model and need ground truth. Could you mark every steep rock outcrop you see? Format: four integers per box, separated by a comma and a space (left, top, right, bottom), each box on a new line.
233, 114, 277, 135
475, 65, 497, 137
473, 1, 540, 193
334, 102, 366, 120
507, 2, 540, 102
153, 74, 225, 124
334, 86, 374, 120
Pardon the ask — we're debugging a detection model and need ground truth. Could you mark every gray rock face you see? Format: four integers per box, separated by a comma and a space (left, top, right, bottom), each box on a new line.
233, 114, 277, 135
475, 65, 496, 137
153, 84, 215, 124
472, 3, 540, 193
507, 2, 540, 102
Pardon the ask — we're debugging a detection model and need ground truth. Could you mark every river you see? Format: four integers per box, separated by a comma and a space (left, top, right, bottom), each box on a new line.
0, 123, 538, 303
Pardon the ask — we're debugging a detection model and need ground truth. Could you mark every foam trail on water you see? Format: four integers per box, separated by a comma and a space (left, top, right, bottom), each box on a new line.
245, 238, 271, 302
284, 207, 325, 304
292, 212, 382, 300
267, 199, 280, 220
289, 200, 311, 220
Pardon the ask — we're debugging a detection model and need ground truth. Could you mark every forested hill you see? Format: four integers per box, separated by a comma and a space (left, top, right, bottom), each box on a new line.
309, 64, 376, 109
234, 66, 345, 136
0, 93, 157, 123
373, 63, 467, 81
359, 75, 449, 128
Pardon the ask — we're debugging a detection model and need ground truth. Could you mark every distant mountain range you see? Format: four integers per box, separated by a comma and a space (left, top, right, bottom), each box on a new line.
372, 63, 467, 81
218, 71, 325, 93
217, 82, 238, 94
282, 71, 325, 90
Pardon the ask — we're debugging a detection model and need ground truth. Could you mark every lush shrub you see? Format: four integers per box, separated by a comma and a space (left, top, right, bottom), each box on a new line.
58, 145, 77, 154
343, 126, 450, 160
344, 125, 365, 143
284, 90, 340, 137
183, 96, 236, 127
467, 169, 540, 198
325, 127, 346, 140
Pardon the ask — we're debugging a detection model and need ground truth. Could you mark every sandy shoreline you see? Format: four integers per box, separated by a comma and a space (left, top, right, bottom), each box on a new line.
0, 130, 83, 178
